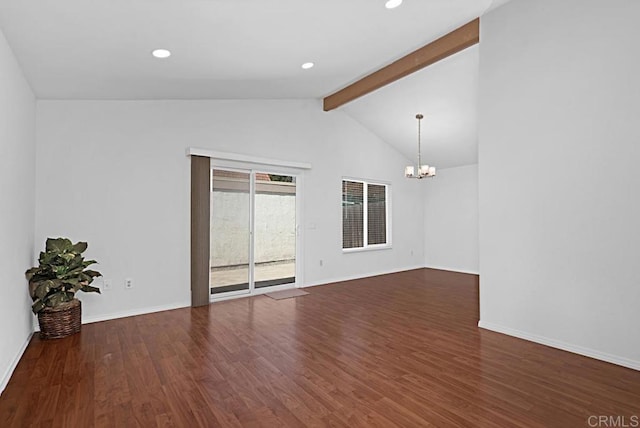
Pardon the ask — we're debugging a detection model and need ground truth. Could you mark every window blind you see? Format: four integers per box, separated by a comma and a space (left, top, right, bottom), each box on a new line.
342, 180, 364, 249
367, 184, 386, 245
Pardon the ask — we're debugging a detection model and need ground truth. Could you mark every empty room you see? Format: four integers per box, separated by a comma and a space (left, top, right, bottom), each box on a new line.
1, 0, 639, 427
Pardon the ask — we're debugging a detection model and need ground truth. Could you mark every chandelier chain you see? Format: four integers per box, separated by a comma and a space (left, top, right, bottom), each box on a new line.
417, 114, 422, 169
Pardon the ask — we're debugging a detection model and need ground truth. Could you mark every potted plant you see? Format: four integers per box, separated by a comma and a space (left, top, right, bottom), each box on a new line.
25, 237, 102, 339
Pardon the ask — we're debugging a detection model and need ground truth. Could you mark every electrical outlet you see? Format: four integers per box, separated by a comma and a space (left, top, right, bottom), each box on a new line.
103, 279, 112, 291
125, 278, 134, 289
319, 259, 323, 267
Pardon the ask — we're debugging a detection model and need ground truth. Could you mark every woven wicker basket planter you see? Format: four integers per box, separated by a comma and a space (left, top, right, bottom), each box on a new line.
37, 299, 82, 339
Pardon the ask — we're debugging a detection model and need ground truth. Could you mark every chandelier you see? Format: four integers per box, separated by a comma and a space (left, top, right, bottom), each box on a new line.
405, 114, 436, 179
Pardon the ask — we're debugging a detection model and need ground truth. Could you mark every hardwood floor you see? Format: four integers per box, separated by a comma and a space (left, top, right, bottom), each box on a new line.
1, 268, 639, 427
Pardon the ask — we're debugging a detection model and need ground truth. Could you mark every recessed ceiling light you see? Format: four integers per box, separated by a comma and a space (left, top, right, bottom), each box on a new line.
385, 0, 403, 9
301, 62, 314, 70
152, 49, 171, 59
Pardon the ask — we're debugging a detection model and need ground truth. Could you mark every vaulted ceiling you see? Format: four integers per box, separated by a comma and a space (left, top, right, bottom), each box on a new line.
0, 0, 511, 167
343, 45, 478, 168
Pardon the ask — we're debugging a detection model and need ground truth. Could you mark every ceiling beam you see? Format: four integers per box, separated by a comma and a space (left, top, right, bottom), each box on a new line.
323, 18, 479, 112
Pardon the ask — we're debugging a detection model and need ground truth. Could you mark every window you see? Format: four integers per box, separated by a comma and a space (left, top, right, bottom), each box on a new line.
342, 179, 389, 250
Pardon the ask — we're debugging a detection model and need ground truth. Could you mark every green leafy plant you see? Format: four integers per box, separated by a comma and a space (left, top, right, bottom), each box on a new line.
25, 238, 102, 314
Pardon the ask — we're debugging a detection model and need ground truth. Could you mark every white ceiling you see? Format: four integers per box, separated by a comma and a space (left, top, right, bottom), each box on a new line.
343, 45, 479, 169
0, 0, 511, 168
0, 0, 499, 100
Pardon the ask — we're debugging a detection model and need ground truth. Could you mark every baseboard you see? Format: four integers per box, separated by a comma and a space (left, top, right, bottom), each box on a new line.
478, 320, 640, 371
302, 265, 425, 288
0, 331, 33, 396
424, 265, 479, 275
32, 301, 192, 332
81, 301, 191, 325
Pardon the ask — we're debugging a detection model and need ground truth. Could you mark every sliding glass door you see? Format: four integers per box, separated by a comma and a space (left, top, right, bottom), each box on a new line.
254, 173, 296, 288
210, 168, 297, 297
210, 169, 251, 294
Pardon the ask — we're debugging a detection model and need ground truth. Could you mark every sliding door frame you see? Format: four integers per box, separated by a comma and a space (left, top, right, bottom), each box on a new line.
209, 158, 304, 302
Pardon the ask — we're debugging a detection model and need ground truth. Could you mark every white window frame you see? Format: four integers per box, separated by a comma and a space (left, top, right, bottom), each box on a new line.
341, 178, 392, 253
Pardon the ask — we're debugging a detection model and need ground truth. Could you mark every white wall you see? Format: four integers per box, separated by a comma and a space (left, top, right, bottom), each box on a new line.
479, 0, 640, 369
35, 100, 425, 322
424, 164, 478, 274
0, 28, 36, 393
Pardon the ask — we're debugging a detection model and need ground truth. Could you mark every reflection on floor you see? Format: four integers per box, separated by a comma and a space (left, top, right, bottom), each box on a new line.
4, 269, 639, 426
210, 260, 295, 288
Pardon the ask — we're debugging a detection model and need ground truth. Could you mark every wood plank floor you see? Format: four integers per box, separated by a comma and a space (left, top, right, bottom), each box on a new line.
1, 268, 639, 427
